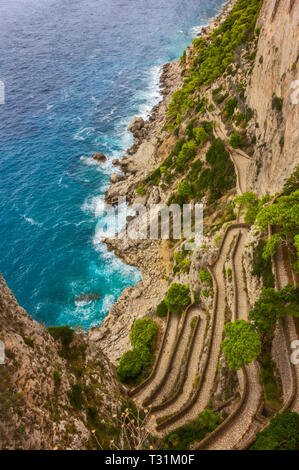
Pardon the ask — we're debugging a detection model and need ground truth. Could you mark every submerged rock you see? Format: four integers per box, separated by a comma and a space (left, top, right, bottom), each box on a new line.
92, 152, 107, 162
75, 293, 101, 303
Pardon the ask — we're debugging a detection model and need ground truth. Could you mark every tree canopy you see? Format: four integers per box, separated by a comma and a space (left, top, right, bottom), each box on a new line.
164, 283, 191, 315
249, 285, 299, 335
251, 410, 299, 450
221, 319, 262, 370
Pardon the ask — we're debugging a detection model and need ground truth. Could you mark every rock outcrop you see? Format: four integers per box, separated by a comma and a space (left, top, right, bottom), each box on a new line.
0, 274, 125, 450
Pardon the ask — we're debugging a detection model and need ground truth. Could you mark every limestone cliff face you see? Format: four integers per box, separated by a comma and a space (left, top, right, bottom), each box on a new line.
246, 0, 299, 195
0, 274, 124, 450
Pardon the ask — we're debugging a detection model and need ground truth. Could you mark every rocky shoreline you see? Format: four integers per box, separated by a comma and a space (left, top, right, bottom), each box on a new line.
88, 0, 238, 365
88, 59, 183, 364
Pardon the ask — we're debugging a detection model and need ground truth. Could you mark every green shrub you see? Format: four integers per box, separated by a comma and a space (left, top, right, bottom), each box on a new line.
68, 384, 83, 410
117, 318, 158, 384
177, 180, 193, 200
224, 97, 238, 117
251, 239, 275, 288
47, 325, 74, 347
259, 350, 282, 409
164, 409, 221, 450
176, 140, 198, 170
251, 411, 299, 450
53, 370, 61, 388
272, 95, 283, 112
136, 186, 146, 196
188, 159, 203, 183
199, 270, 212, 284
229, 131, 243, 148
164, 283, 191, 315
23, 337, 34, 348
193, 127, 209, 146
249, 285, 299, 335
201, 290, 210, 298
130, 318, 158, 351
156, 300, 168, 318
117, 346, 151, 383
166, 0, 263, 126
283, 165, 299, 195
222, 319, 262, 370
191, 138, 235, 202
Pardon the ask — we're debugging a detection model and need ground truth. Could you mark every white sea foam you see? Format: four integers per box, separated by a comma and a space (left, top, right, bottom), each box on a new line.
101, 294, 115, 312
74, 127, 95, 141
23, 215, 42, 227
136, 64, 162, 119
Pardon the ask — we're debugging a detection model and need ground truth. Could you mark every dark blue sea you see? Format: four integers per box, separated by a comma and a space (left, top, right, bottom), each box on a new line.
0, 0, 225, 328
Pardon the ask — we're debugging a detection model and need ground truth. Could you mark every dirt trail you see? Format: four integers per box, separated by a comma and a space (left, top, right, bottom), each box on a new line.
149, 308, 200, 407
149, 307, 206, 428
202, 229, 263, 449
153, 227, 239, 435
274, 244, 299, 413
133, 314, 180, 405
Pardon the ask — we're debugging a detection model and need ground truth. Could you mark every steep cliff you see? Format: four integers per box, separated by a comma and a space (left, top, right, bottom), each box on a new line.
246, 0, 299, 195
0, 274, 125, 450
1, 0, 298, 451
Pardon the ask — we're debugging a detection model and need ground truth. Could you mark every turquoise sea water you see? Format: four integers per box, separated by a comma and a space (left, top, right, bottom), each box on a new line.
0, 0, 225, 328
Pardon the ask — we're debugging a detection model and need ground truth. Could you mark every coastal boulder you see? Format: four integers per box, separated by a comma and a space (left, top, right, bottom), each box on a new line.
110, 173, 126, 184
127, 116, 144, 135
112, 158, 121, 167
92, 152, 107, 162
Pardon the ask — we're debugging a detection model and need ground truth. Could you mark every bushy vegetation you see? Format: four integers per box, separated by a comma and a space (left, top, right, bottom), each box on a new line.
234, 191, 271, 224
176, 140, 198, 170
256, 190, 299, 268
167, 0, 263, 126
251, 239, 275, 288
164, 283, 191, 315
164, 409, 222, 450
156, 300, 168, 318
251, 411, 299, 450
117, 319, 158, 384
130, 318, 158, 351
199, 270, 212, 284
223, 97, 238, 118
222, 319, 262, 370
193, 127, 209, 146
68, 384, 83, 410
136, 186, 146, 196
229, 131, 243, 148
259, 348, 282, 410
249, 285, 299, 335
47, 325, 74, 347
272, 95, 284, 112
283, 165, 299, 195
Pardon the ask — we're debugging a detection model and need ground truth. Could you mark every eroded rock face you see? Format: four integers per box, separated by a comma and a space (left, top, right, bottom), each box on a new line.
246, 0, 299, 195
110, 173, 126, 184
0, 274, 124, 450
